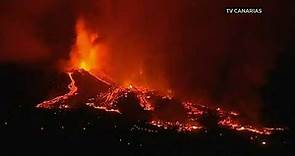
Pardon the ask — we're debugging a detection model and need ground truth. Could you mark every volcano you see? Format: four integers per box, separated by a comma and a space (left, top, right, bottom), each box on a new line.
36, 69, 285, 136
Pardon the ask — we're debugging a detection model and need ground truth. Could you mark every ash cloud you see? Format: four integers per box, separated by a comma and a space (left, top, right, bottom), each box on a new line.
80, 0, 294, 119
0, 0, 76, 63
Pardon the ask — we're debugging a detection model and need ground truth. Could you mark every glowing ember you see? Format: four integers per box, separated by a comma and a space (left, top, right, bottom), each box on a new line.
150, 120, 202, 132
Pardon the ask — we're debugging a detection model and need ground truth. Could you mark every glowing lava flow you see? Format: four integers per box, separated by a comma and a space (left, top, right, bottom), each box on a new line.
36, 72, 77, 109
36, 70, 285, 135
85, 87, 123, 114
219, 117, 272, 135
215, 108, 285, 135
35, 16, 286, 137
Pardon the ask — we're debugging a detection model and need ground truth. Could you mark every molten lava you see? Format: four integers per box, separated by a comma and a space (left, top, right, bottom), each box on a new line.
37, 17, 285, 138
36, 69, 284, 135
36, 72, 77, 109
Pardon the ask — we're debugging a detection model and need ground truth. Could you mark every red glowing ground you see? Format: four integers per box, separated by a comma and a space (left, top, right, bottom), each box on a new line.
36, 69, 284, 135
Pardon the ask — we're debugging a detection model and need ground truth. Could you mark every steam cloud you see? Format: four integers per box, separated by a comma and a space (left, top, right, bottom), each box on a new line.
1, 0, 293, 119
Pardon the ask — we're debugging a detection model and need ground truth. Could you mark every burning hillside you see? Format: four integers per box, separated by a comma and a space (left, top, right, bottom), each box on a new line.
36, 69, 284, 136
35, 16, 285, 140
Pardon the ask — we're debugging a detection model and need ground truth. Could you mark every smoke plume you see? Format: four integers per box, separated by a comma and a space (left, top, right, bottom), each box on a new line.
1, 0, 294, 119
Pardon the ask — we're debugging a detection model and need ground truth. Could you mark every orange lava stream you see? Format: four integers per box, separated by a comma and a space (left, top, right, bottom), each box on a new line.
218, 117, 272, 135
85, 103, 121, 113
36, 70, 285, 135
129, 86, 154, 111
35, 16, 286, 136
218, 117, 285, 135
214, 107, 285, 135
36, 72, 77, 109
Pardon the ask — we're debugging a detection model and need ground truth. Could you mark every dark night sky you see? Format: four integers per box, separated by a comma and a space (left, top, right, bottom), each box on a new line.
0, 0, 295, 122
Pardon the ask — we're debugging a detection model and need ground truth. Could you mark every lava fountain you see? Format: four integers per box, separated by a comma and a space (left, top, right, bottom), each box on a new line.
37, 17, 285, 137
